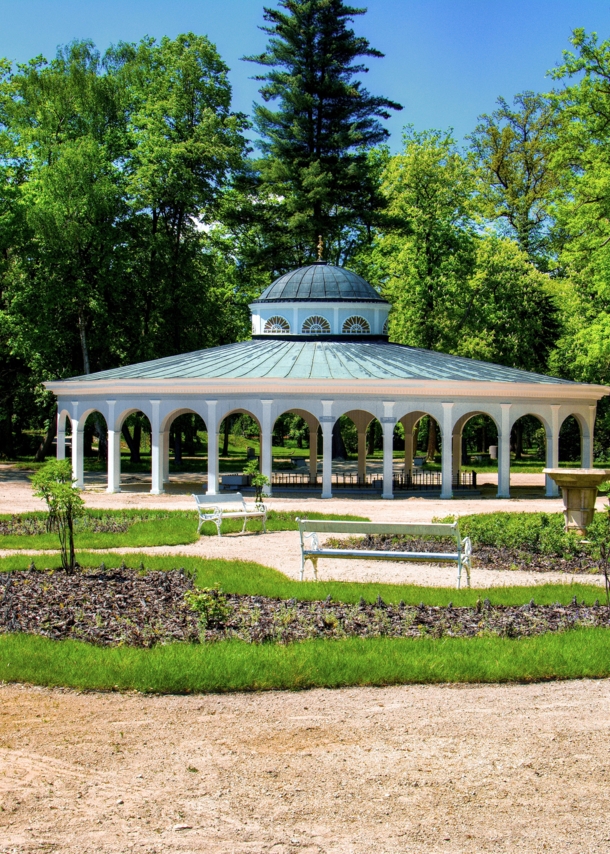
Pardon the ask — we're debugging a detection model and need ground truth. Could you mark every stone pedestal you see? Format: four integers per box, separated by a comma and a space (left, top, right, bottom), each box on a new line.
543, 469, 610, 535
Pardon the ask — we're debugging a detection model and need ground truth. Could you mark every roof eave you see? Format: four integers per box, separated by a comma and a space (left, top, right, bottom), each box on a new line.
44, 376, 610, 402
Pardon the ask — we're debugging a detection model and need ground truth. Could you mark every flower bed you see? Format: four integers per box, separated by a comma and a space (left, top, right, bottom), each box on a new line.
0, 568, 608, 647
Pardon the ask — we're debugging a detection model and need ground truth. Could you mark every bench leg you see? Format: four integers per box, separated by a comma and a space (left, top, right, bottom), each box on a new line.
262, 513, 267, 534
215, 518, 222, 537
312, 557, 318, 581
241, 516, 247, 534
457, 558, 462, 590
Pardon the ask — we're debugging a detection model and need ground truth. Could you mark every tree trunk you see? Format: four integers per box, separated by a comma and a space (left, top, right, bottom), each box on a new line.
367, 422, 376, 456
78, 313, 91, 375
426, 418, 438, 462
34, 408, 57, 462
514, 421, 524, 460
332, 421, 347, 459
121, 422, 141, 464
173, 429, 182, 465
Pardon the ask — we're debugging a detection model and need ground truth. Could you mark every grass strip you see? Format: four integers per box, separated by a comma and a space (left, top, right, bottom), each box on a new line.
1, 629, 609, 693
0, 509, 368, 549
0, 552, 605, 607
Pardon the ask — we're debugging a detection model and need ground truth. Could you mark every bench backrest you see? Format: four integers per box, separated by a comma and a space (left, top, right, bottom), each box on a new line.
193, 492, 246, 508
297, 519, 459, 539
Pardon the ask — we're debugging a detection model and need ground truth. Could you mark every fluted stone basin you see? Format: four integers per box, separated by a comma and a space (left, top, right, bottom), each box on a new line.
543, 469, 610, 534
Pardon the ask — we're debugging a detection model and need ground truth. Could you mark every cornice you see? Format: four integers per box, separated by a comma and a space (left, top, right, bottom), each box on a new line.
44, 376, 610, 402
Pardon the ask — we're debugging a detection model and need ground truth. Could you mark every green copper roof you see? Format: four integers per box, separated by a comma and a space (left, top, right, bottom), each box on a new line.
253, 263, 387, 303
64, 340, 574, 384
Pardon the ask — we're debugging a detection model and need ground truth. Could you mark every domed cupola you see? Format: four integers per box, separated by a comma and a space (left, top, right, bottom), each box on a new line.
250, 261, 390, 340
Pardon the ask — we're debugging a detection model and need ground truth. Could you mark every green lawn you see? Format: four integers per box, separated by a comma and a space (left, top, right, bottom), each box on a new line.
1, 629, 609, 693
0, 551, 603, 608
1, 551, 607, 692
0, 509, 369, 549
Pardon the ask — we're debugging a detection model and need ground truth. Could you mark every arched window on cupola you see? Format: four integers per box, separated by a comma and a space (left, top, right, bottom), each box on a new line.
382, 317, 389, 335
264, 316, 291, 334
302, 315, 331, 334
342, 315, 371, 334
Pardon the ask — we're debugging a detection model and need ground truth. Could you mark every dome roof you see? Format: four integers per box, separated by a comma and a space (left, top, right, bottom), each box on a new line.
253, 262, 387, 303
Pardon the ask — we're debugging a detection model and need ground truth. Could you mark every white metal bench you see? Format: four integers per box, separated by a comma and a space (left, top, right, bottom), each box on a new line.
296, 519, 472, 589
192, 493, 267, 537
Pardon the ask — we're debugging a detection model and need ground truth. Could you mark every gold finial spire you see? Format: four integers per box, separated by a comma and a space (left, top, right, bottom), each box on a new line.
317, 234, 324, 261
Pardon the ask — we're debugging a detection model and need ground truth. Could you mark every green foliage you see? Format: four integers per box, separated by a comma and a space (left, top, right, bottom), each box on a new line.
468, 92, 558, 262
243, 0, 402, 263
374, 128, 476, 350
2, 628, 610, 693
0, 551, 602, 609
243, 457, 270, 502
185, 586, 232, 631
31, 459, 84, 572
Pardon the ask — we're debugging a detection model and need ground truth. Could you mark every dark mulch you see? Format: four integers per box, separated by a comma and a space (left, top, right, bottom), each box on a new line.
0, 515, 134, 536
0, 568, 200, 647
0, 569, 609, 647
326, 535, 603, 575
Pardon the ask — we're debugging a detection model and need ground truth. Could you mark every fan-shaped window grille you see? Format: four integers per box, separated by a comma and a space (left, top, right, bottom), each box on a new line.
382, 318, 389, 335
342, 315, 371, 335
302, 315, 331, 334
263, 315, 291, 334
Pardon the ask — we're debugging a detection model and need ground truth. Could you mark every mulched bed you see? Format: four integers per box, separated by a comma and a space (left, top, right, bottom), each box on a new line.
326, 534, 604, 575
0, 568, 609, 647
0, 514, 136, 536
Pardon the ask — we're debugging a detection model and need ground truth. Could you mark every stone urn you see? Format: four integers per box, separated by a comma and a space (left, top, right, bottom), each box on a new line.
543, 469, 610, 535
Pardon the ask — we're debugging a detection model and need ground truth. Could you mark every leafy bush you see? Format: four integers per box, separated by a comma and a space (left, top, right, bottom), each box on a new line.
185, 586, 232, 630
440, 510, 610, 558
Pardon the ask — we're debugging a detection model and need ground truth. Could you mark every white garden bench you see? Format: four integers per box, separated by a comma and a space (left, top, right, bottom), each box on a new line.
296, 519, 472, 589
192, 493, 267, 537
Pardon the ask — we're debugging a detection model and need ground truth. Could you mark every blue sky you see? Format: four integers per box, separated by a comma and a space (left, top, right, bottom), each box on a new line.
1, 0, 609, 148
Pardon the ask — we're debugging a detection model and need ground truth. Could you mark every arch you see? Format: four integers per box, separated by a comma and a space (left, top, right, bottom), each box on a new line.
342, 315, 371, 335
559, 413, 587, 465
159, 408, 208, 487
302, 315, 331, 334
272, 407, 320, 485
69, 407, 110, 490
450, 411, 500, 489
382, 317, 389, 335
264, 315, 291, 334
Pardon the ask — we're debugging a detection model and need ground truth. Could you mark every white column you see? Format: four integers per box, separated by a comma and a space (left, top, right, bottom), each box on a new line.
309, 425, 318, 483
261, 400, 274, 496
150, 400, 164, 495
206, 400, 219, 495
72, 419, 84, 488
106, 430, 121, 493
546, 405, 560, 497
497, 403, 511, 498
381, 419, 395, 499
162, 431, 170, 483
357, 430, 367, 481
321, 418, 334, 499
440, 402, 454, 499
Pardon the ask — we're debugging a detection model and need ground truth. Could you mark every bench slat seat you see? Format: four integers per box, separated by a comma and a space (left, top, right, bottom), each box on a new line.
297, 519, 472, 589
192, 492, 267, 537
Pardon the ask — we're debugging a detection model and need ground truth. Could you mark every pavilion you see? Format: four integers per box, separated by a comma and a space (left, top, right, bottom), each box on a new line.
46, 262, 609, 500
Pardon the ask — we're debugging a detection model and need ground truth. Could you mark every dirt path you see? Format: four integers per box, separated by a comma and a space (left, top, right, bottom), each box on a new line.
2, 468, 608, 588
0, 679, 609, 853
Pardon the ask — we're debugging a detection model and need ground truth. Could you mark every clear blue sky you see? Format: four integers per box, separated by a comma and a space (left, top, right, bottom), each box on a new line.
1, 0, 609, 148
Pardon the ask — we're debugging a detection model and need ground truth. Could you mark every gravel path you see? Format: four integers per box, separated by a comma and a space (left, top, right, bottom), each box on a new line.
1, 468, 608, 588
1, 679, 609, 853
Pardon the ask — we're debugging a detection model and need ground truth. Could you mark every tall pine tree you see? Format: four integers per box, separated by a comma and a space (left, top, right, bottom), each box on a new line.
244, 0, 402, 264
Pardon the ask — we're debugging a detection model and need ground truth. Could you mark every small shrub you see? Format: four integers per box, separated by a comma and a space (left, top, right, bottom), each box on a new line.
185, 586, 232, 630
